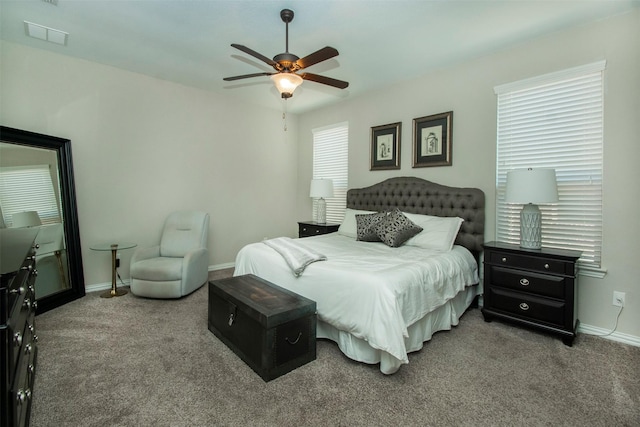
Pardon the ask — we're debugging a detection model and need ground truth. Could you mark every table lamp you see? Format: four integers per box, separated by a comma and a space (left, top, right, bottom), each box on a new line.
12, 210, 42, 228
505, 168, 558, 250
310, 178, 334, 224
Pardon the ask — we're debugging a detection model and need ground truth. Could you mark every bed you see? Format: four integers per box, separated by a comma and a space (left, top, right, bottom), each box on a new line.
234, 177, 485, 374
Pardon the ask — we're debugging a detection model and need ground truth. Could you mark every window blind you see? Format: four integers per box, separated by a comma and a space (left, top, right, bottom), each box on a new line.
0, 165, 61, 226
494, 61, 605, 271
312, 122, 349, 224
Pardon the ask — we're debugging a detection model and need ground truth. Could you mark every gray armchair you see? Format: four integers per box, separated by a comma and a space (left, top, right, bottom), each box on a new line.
130, 210, 210, 298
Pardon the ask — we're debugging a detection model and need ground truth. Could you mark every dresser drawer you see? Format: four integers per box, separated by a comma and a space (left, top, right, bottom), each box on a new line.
488, 266, 566, 299
488, 251, 572, 276
488, 287, 565, 327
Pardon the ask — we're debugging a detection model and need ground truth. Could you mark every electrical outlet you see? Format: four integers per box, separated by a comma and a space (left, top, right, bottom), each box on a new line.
613, 291, 625, 307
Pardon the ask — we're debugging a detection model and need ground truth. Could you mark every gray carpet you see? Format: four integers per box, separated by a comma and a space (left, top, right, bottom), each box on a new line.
31, 270, 640, 426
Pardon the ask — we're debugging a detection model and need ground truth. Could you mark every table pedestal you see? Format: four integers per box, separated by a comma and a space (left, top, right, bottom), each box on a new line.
99, 244, 129, 298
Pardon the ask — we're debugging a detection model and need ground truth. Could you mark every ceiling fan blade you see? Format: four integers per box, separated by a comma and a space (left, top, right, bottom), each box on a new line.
231, 44, 277, 67
295, 47, 339, 70
223, 72, 274, 82
301, 73, 349, 89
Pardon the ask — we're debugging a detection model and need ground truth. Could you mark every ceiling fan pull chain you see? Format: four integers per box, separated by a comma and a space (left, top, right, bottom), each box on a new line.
282, 99, 288, 132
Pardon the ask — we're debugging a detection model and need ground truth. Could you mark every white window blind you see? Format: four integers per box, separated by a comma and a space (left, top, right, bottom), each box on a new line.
0, 165, 61, 226
494, 61, 605, 271
312, 122, 349, 224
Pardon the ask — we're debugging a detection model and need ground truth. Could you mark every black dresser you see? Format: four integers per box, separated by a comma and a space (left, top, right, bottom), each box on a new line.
1, 228, 39, 427
482, 241, 581, 346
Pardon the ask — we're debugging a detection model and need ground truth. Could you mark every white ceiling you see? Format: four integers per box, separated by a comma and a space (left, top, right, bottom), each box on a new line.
1, 0, 637, 114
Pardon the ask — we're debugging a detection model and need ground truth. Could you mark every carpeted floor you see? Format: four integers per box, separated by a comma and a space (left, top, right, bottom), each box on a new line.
30, 269, 640, 426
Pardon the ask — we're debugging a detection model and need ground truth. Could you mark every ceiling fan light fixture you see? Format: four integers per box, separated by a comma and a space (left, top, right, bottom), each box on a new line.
271, 73, 303, 98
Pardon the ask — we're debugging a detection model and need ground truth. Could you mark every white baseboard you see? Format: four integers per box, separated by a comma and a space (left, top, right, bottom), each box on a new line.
85, 263, 235, 294
85, 280, 129, 294
578, 323, 640, 347
208, 262, 235, 271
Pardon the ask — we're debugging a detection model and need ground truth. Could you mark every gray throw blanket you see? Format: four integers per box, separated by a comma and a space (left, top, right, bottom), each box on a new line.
263, 237, 327, 277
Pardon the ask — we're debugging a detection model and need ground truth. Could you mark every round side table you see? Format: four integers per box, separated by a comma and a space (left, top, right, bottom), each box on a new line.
90, 242, 136, 298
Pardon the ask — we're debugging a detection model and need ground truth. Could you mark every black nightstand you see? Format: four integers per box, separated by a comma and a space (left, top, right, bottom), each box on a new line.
481, 241, 581, 346
298, 221, 340, 238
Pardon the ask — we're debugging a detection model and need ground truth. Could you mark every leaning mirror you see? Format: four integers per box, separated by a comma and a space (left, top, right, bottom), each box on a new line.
0, 126, 85, 313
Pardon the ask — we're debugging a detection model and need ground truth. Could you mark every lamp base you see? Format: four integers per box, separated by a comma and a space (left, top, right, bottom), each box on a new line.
520, 203, 542, 250
317, 197, 327, 224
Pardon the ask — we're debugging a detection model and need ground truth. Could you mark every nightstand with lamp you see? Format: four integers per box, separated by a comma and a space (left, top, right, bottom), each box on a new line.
299, 178, 339, 238
482, 168, 582, 345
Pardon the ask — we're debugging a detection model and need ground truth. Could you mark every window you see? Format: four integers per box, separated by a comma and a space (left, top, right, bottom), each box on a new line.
494, 61, 605, 274
312, 122, 348, 224
0, 165, 61, 227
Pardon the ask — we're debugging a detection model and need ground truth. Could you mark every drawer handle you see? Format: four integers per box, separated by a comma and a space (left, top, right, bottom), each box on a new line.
501, 257, 507, 263
28, 364, 35, 374
14, 332, 23, 347
302, 227, 307, 232
10, 286, 26, 295
25, 344, 33, 355
285, 332, 303, 345
16, 389, 32, 405
519, 302, 530, 311
519, 278, 529, 286
315, 229, 320, 234
544, 263, 550, 269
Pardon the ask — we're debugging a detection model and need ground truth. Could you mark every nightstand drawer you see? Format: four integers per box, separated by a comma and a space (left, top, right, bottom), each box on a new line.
299, 225, 324, 237
298, 222, 339, 238
489, 252, 571, 275
489, 266, 565, 299
488, 287, 565, 327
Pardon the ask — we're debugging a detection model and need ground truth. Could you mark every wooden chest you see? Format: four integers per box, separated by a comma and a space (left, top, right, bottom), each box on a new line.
208, 274, 317, 381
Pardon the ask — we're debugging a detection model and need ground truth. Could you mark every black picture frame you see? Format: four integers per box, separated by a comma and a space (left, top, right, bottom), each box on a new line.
412, 111, 453, 167
370, 122, 401, 171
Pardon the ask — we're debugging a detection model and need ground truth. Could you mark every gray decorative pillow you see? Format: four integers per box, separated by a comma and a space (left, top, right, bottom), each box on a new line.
372, 209, 423, 247
355, 212, 387, 241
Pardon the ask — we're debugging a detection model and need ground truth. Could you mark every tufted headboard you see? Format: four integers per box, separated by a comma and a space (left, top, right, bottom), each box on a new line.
346, 177, 485, 254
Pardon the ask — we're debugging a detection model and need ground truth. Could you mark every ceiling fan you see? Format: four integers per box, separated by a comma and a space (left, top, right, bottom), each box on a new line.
223, 8, 349, 99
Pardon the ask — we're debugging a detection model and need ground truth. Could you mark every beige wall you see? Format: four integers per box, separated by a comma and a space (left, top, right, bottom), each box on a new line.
1, 41, 300, 286
296, 10, 640, 339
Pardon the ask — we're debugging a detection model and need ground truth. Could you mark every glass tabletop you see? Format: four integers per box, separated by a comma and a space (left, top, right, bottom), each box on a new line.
90, 242, 137, 251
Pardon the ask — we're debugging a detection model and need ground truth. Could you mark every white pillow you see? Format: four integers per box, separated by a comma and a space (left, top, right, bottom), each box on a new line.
338, 208, 376, 238
403, 212, 464, 251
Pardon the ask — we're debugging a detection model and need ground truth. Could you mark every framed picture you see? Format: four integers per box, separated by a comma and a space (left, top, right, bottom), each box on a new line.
370, 122, 401, 170
412, 111, 453, 167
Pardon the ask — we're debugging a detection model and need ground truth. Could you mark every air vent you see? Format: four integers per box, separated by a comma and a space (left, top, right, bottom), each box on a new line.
24, 21, 68, 46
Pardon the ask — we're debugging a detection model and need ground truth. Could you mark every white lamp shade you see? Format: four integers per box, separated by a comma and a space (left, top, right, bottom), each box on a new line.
505, 168, 558, 204
12, 210, 42, 228
310, 179, 334, 198
271, 73, 303, 98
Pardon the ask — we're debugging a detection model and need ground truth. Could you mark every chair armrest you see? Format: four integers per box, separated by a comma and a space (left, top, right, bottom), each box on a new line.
181, 247, 209, 292
131, 245, 160, 265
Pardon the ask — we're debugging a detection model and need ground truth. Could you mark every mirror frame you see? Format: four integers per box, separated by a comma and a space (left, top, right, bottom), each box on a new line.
0, 126, 85, 313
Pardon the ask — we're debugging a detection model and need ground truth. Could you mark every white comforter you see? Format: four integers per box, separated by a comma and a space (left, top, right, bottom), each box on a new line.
234, 233, 479, 365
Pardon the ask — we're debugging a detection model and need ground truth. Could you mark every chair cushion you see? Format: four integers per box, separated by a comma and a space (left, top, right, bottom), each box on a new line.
130, 257, 182, 282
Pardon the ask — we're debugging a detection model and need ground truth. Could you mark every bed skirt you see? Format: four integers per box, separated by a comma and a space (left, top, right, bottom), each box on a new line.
317, 284, 480, 374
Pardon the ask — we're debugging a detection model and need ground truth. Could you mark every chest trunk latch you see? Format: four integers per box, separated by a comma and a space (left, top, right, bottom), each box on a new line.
228, 303, 237, 326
